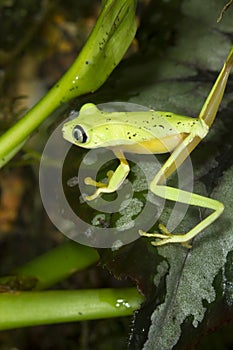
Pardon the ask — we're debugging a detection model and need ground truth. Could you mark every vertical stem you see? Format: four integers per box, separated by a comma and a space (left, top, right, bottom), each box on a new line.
199, 46, 233, 127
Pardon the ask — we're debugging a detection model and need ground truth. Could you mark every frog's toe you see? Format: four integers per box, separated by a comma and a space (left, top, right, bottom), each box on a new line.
139, 226, 192, 248
85, 188, 103, 201
84, 177, 107, 188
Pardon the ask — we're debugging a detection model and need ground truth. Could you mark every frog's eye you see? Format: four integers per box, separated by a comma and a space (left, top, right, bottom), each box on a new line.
72, 125, 88, 143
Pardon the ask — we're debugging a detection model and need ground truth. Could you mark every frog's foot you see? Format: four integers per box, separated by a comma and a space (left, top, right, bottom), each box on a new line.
139, 224, 192, 248
84, 171, 114, 200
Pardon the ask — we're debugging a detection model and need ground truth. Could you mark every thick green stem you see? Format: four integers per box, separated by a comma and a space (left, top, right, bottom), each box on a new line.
0, 241, 100, 290
0, 288, 143, 330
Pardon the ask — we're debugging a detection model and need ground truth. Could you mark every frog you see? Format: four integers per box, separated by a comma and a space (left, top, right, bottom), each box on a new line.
62, 46, 233, 247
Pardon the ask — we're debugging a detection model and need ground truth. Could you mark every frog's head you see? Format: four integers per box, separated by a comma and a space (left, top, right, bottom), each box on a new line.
62, 103, 123, 149
62, 103, 154, 150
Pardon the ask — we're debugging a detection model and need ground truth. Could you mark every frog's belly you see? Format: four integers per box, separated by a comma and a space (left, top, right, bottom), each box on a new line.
114, 133, 188, 154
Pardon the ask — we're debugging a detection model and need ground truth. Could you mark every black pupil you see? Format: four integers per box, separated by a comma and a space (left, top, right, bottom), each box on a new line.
73, 125, 87, 143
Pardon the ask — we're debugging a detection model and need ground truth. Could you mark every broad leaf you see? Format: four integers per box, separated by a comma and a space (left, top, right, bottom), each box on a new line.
80, 0, 233, 348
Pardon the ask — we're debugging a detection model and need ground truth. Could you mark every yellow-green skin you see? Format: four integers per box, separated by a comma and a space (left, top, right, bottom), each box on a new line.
62, 103, 208, 154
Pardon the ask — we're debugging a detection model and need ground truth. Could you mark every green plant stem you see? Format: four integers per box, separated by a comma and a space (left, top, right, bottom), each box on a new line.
0, 288, 144, 330
0, 241, 100, 290
0, 0, 136, 167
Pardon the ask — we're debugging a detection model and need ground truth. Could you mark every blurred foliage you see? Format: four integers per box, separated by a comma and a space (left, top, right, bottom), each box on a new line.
1, 0, 233, 349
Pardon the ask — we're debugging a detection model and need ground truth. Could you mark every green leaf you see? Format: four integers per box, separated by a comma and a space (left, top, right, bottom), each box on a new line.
140, 164, 233, 350
81, 0, 233, 348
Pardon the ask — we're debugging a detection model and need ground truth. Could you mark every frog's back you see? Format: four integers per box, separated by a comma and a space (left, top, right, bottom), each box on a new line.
108, 110, 199, 139
64, 104, 201, 154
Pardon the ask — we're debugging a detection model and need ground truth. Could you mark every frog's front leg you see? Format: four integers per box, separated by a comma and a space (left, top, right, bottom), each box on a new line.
84, 150, 130, 201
